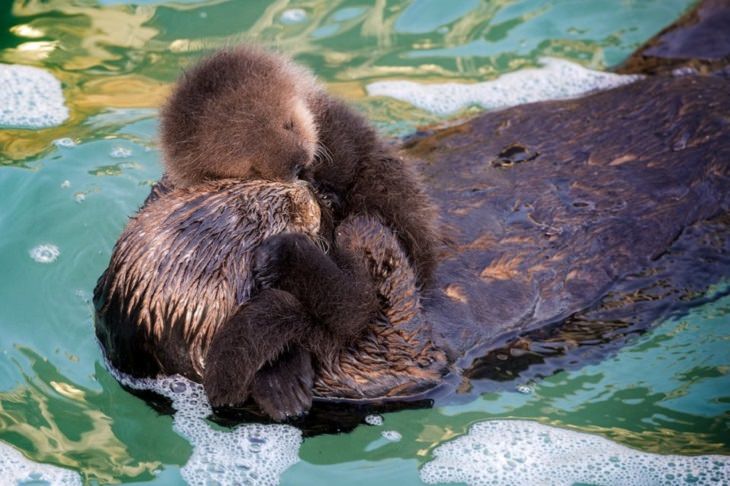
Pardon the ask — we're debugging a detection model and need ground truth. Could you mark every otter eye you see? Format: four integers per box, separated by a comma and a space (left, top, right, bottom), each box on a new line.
283, 120, 294, 131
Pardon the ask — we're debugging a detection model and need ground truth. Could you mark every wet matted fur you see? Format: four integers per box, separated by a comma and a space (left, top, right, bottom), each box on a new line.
94, 179, 449, 420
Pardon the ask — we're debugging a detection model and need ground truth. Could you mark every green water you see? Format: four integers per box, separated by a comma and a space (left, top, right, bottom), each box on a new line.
2, 0, 728, 484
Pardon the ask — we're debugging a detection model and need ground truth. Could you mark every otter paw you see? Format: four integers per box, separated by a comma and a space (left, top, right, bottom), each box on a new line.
203, 345, 257, 408
250, 347, 314, 422
203, 365, 255, 408
253, 233, 300, 290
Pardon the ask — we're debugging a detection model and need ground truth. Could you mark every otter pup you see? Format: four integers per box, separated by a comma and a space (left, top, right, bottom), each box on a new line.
148, 46, 440, 417
159, 45, 439, 284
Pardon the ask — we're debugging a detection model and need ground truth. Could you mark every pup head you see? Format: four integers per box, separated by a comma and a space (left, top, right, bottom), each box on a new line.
160, 46, 320, 187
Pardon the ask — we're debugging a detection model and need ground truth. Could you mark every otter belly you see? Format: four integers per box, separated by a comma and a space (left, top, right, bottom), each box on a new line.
407, 74, 730, 396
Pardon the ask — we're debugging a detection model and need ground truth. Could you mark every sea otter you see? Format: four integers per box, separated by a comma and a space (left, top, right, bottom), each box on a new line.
97, 36, 730, 428
94, 179, 448, 421
150, 46, 441, 416
158, 45, 440, 285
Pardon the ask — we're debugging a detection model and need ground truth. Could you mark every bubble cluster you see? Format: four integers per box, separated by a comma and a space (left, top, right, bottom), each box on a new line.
420, 420, 730, 485
0, 64, 69, 128
0, 441, 81, 485
381, 430, 402, 442
280, 8, 308, 24
53, 137, 77, 148
364, 414, 384, 426
29, 244, 60, 263
367, 58, 643, 115
111, 370, 302, 486
110, 146, 132, 158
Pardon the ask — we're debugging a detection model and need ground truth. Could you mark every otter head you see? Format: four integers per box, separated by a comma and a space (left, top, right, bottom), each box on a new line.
160, 46, 321, 187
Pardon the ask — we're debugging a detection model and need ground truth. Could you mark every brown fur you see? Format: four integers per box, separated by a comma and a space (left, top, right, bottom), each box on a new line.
94, 180, 322, 381
94, 181, 448, 420
103, 45, 444, 419
160, 46, 320, 187
158, 45, 441, 284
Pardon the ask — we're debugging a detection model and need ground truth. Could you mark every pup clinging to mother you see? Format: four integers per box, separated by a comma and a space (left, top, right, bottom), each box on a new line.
105, 45, 442, 420
159, 45, 440, 285
159, 47, 441, 389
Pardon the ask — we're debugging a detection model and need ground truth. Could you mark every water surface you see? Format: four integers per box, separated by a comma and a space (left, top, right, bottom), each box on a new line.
2, 1, 728, 484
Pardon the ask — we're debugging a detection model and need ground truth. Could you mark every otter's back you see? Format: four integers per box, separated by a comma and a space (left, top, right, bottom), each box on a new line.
94, 179, 321, 380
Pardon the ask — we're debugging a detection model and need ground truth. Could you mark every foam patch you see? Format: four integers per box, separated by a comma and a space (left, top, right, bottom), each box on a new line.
0, 64, 69, 129
420, 420, 730, 485
366, 58, 643, 115
29, 244, 60, 263
112, 371, 302, 486
0, 441, 81, 485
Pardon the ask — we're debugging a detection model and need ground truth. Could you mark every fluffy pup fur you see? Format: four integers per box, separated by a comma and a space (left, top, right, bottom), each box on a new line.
156, 45, 441, 418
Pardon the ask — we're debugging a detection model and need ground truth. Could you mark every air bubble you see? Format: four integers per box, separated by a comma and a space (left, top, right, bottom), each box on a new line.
53, 138, 77, 148
107, 368, 302, 486
110, 146, 132, 159
0, 441, 80, 485
382, 430, 402, 442
420, 420, 730, 485
29, 244, 60, 263
280, 8, 307, 24
0, 65, 68, 129
365, 414, 384, 426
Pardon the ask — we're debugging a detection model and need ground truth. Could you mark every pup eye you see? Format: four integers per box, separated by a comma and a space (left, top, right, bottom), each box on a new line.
283, 120, 294, 130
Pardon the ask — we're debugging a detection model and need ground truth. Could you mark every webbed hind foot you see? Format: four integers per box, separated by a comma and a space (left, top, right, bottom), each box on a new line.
251, 346, 315, 422
203, 288, 311, 409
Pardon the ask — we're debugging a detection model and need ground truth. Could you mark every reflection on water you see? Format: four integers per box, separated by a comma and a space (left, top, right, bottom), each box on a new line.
0, 0, 691, 163
2, 0, 727, 484
0, 348, 186, 483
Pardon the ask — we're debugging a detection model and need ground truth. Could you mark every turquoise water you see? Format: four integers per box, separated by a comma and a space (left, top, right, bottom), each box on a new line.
2, 0, 729, 484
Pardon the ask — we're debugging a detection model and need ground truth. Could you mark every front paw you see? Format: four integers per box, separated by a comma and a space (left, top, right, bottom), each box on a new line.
252, 233, 312, 290
252, 233, 292, 290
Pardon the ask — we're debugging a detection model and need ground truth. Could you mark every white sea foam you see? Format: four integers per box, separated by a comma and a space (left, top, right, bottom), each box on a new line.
280, 8, 308, 24
29, 244, 60, 263
0, 64, 68, 128
112, 371, 302, 486
420, 420, 730, 485
0, 441, 81, 485
366, 58, 643, 115
381, 430, 402, 442
365, 414, 384, 426
110, 146, 132, 159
